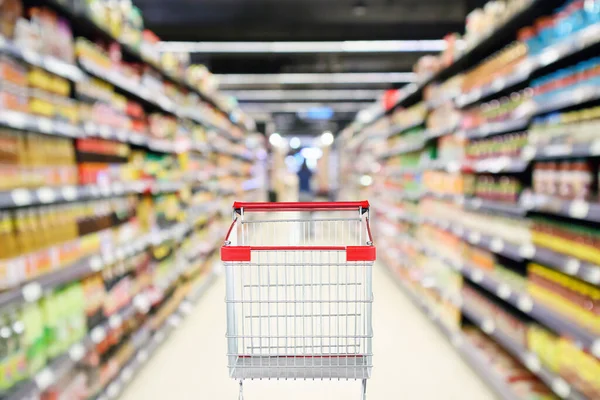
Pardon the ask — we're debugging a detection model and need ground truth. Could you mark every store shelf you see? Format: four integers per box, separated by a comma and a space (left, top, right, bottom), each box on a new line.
42, 0, 242, 127
387, 120, 425, 137
523, 193, 600, 223
534, 86, 600, 116
455, 60, 536, 109
383, 263, 522, 400
94, 271, 217, 400
0, 110, 82, 138
0, 180, 183, 209
525, 141, 600, 161
455, 23, 600, 110
462, 157, 529, 174
0, 38, 85, 82
424, 217, 525, 262
463, 197, 527, 217
398, 0, 559, 109
425, 125, 456, 140
4, 301, 139, 400
380, 140, 426, 158
461, 116, 530, 140
0, 218, 195, 311
78, 59, 179, 117
458, 262, 600, 361
530, 245, 600, 286
461, 304, 586, 400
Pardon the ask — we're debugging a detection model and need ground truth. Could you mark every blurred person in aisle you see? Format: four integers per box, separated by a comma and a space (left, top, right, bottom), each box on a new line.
297, 158, 314, 202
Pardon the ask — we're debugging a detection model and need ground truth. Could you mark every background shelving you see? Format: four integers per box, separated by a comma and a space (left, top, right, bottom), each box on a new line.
343, 1, 600, 399
0, 0, 265, 398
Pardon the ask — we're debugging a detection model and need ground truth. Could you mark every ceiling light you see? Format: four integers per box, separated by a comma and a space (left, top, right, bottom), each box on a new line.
224, 89, 382, 101
158, 40, 446, 54
321, 131, 335, 146
269, 132, 283, 146
290, 137, 301, 149
217, 72, 416, 86
301, 147, 324, 159
239, 102, 374, 113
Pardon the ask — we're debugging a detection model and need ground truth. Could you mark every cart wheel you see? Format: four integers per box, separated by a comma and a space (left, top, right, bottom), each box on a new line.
238, 380, 244, 400
361, 379, 367, 400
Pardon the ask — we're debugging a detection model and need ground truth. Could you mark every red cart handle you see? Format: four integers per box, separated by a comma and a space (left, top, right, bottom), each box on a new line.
233, 201, 370, 213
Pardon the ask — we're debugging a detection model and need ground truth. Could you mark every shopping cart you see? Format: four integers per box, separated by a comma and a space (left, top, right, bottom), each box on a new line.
221, 201, 375, 400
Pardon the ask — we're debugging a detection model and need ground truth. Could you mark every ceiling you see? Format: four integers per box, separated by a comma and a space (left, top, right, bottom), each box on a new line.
135, 0, 488, 136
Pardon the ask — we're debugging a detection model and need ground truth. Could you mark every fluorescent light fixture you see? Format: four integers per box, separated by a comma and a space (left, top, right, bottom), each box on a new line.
240, 102, 374, 113
269, 132, 283, 146
224, 89, 382, 101
321, 131, 335, 146
301, 147, 324, 159
217, 72, 415, 86
158, 40, 447, 54
290, 137, 301, 149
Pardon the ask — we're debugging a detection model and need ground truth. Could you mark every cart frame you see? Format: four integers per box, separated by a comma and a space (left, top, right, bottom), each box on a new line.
222, 201, 375, 399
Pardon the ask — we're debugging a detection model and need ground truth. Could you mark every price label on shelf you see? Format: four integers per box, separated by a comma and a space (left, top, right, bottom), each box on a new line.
523, 352, 541, 373
519, 244, 536, 259
490, 238, 504, 253
22, 49, 42, 65
109, 314, 123, 329
11, 189, 33, 206
91, 326, 106, 343
568, 200, 590, 219
518, 296, 534, 313
107, 382, 121, 399
69, 343, 86, 362
61, 186, 78, 201
38, 119, 53, 134
468, 231, 481, 244
137, 349, 149, 363
112, 182, 125, 196
121, 366, 134, 382
117, 130, 128, 142
564, 258, 581, 275
36, 187, 56, 204
551, 378, 571, 398
584, 268, 600, 284
481, 319, 495, 334
99, 125, 111, 138
471, 270, 484, 283
90, 256, 104, 272
35, 367, 55, 391
497, 284, 511, 300
3, 111, 27, 129
22, 282, 42, 303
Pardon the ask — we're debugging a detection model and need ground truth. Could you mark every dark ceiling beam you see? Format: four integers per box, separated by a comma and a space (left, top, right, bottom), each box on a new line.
145, 21, 464, 41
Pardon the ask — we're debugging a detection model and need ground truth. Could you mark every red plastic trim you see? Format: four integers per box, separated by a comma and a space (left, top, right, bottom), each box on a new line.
233, 201, 370, 212
346, 246, 376, 262
221, 246, 251, 262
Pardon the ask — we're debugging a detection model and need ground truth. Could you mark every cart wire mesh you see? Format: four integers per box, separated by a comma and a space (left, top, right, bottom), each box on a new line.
222, 202, 374, 385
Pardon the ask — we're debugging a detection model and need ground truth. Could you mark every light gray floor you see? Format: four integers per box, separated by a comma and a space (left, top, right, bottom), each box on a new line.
120, 264, 495, 400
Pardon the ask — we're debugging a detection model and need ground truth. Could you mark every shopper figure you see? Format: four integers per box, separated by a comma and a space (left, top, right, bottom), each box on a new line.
297, 159, 314, 202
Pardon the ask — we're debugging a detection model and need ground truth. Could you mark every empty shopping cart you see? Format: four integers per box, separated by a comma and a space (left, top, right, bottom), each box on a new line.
221, 201, 375, 399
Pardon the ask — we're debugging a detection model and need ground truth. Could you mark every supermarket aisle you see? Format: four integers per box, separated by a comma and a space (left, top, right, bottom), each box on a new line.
120, 263, 494, 400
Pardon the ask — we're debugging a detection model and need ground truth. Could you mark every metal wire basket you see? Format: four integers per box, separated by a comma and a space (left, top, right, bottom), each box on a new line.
222, 201, 375, 399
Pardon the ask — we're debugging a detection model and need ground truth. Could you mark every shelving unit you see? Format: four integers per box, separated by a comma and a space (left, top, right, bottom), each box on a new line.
0, 0, 264, 398
343, 1, 600, 399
